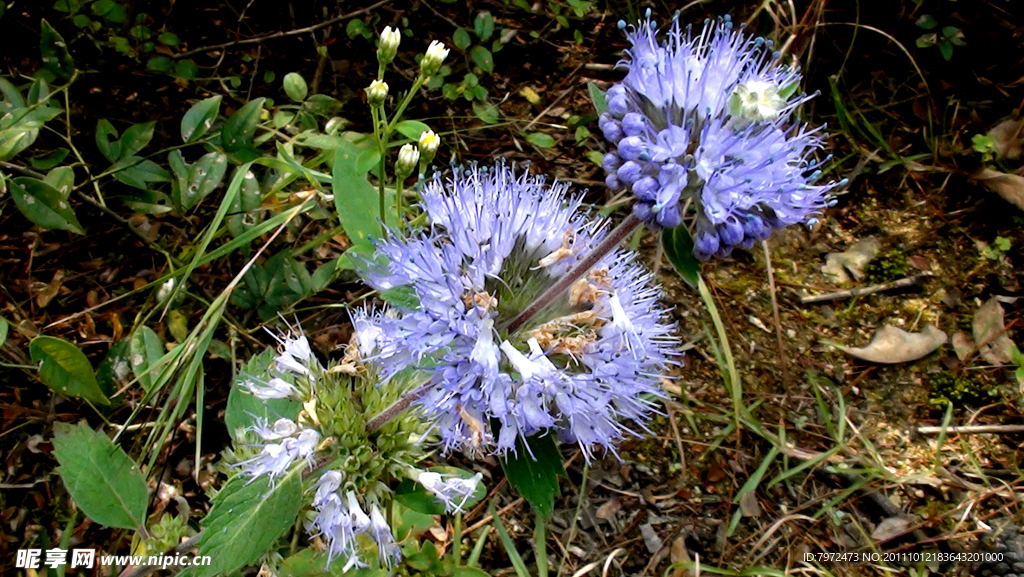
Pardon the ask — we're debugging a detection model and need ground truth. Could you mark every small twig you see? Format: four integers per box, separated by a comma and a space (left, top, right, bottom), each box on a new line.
762, 240, 789, 386
173, 0, 392, 59
799, 272, 932, 304
916, 424, 1024, 435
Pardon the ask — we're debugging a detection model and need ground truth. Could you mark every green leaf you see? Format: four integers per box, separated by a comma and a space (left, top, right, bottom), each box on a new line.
173, 59, 198, 80
303, 94, 343, 117
27, 78, 50, 104
110, 157, 171, 190
52, 422, 148, 529
453, 27, 472, 50
31, 148, 70, 171
128, 326, 163, 392
525, 132, 555, 148
662, 226, 701, 288
158, 31, 179, 46
30, 335, 108, 404
43, 165, 74, 196
227, 166, 263, 238
500, 433, 565, 519
178, 151, 228, 210
119, 121, 156, 158
221, 98, 265, 155
91, 0, 126, 23
283, 72, 308, 102
587, 82, 607, 114
95, 339, 128, 397
10, 177, 85, 234
0, 76, 25, 111
181, 95, 222, 143
0, 316, 8, 348
453, 568, 491, 577
469, 46, 494, 73
355, 147, 381, 174
95, 119, 121, 162
474, 12, 495, 41
916, 14, 937, 30
195, 473, 303, 577
332, 140, 383, 251
938, 40, 953, 61
472, 100, 499, 124
584, 150, 604, 167
394, 119, 430, 141
146, 56, 172, 72
40, 20, 76, 78
224, 347, 301, 439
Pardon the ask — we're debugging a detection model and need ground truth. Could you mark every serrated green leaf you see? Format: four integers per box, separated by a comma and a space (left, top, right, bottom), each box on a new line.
662, 226, 701, 288
500, 433, 565, 519
224, 348, 301, 439
95, 119, 121, 162
129, 326, 163, 392
587, 82, 607, 114
469, 46, 493, 73
474, 12, 495, 41
31, 335, 107, 404
394, 120, 430, 141
195, 473, 303, 577
52, 422, 147, 529
119, 121, 156, 158
181, 95, 221, 143
221, 98, 265, 154
525, 132, 555, 148
40, 20, 76, 78
453, 27, 472, 50
11, 177, 84, 234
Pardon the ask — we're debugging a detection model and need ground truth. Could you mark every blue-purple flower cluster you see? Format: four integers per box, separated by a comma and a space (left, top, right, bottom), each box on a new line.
599, 13, 843, 259
354, 163, 676, 461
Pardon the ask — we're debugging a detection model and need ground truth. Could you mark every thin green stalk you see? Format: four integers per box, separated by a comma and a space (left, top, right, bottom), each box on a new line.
697, 275, 744, 438
467, 526, 491, 568
395, 177, 405, 229
452, 512, 462, 565
535, 512, 548, 577
557, 464, 589, 577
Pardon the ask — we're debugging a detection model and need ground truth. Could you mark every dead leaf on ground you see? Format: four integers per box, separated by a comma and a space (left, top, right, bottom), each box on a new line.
739, 492, 762, 518
670, 536, 692, 577
872, 516, 914, 542
833, 325, 947, 363
822, 236, 879, 283
595, 497, 621, 520
973, 168, 1024, 211
988, 118, 1023, 160
951, 332, 973, 361
973, 297, 1015, 365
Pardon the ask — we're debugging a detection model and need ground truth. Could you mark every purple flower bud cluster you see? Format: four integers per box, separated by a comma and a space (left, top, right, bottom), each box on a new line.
599, 13, 844, 259
308, 471, 400, 571
355, 163, 676, 461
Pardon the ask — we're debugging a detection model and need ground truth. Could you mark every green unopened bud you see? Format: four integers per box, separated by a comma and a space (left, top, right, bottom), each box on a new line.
366, 80, 389, 107
727, 80, 786, 123
417, 129, 440, 165
420, 41, 450, 77
378, 26, 401, 65
395, 144, 420, 179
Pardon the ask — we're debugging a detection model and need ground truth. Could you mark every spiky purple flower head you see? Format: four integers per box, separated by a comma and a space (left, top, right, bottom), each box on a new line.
354, 162, 676, 461
600, 12, 844, 259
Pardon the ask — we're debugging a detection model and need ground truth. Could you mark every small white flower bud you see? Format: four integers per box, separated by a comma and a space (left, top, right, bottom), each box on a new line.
156, 278, 176, 304
420, 40, 450, 77
727, 80, 786, 123
378, 26, 401, 65
417, 129, 440, 165
366, 80, 389, 107
395, 143, 420, 179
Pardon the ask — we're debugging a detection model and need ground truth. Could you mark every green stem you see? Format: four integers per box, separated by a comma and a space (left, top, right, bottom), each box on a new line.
385, 75, 426, 135
535, 514, 548, 577
697, 275, 744, 438
452, 512, 462, 565
395, 177, 405, 229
